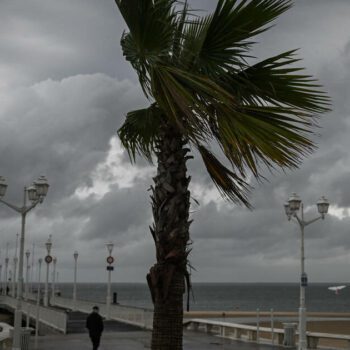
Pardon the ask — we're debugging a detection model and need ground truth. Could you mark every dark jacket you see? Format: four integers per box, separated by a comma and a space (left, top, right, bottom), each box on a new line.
86, 312, 104, 335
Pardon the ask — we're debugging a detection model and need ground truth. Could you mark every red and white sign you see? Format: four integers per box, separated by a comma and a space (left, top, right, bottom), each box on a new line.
106, 256, 114, 265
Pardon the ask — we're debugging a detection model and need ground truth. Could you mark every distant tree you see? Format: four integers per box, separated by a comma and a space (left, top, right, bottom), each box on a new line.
114, 1, 330, 349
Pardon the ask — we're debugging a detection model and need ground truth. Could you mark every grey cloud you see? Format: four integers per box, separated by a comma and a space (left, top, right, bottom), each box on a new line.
82, 181, 152, 241
0, 74, 145, 205
1, 1, 350, 283
0, 0, 133, 86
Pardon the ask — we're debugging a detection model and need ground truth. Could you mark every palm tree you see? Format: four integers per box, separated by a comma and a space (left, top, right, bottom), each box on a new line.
114, 1, 330, 349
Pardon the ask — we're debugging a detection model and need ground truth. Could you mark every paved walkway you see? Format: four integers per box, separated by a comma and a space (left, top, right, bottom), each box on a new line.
30, 330, 283, 350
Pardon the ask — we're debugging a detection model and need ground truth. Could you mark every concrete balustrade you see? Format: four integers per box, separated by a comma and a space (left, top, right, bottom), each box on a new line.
306, 332, 350, 349
0, 322, 13, 349
184, 318, 350, 349
51, 296, 153, 330
3, 293, 350, 349
184, 318, 285, 344
0, 296, 67, 334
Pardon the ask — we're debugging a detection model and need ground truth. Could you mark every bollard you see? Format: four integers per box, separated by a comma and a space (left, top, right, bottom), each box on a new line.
113, 292, 118, 304
20, 328, 31, 350
283, 323, 297, 348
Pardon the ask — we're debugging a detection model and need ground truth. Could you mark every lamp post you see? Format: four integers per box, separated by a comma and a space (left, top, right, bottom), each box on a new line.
284, 193, 330, 350
0, 175, 49, 350
3, 243, 9, 296
4, 256, 9, 296
2, 242, 9, 295
0, 264, 2, 295
25, 250, 30, 300
44, 236, 53, 307
30, 243, 35, 294
73, 251, 78, 311
106, 242, 114, 320
12, 257, 18, 297
25, 249, 31, 328
56, 271, 59, 293
51, 257, 57, 304
12, 234, 19, 298
8, 270, 12, 291
35, 258, 42, 348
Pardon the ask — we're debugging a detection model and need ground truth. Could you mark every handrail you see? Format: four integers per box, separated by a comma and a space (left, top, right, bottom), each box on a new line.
184, 318, 284, 334
0, 322, 13, 342
52, 295, 153, 311
0, 296, 67, 333
185, 318, 350, 349
52, 296, 154, 330
306, 331, 350, 340
3, 293, 350, 349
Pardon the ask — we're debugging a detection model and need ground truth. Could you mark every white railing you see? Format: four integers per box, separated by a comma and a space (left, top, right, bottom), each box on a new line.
0, 296, 67, 333
0, 322, 13, 349
52, 296, 154, 330
306, 332, 350, 349
184, 318, 285, 344
185, 318, 350, 349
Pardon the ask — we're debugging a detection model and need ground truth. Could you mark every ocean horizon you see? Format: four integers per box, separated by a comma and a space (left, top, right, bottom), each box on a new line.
50, 282, 350, 312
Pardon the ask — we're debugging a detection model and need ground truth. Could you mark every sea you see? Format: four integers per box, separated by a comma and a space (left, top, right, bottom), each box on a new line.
53, 283, 350, 312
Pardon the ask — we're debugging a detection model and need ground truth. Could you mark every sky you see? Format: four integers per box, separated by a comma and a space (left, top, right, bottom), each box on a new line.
1, 0, 350, 284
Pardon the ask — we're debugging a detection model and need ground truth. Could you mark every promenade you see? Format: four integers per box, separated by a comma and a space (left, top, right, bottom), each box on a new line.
2, 294, 350, 349
30, 330, 283, 350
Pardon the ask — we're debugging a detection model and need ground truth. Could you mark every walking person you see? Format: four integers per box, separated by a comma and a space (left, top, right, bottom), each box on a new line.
86, 306, 104, 350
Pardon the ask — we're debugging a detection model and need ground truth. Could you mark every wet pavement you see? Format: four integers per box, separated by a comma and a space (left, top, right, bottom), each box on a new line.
30, 330, 284, 350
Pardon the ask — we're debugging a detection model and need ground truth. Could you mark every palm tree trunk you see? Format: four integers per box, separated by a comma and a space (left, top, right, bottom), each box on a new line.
147, 122, 191, 350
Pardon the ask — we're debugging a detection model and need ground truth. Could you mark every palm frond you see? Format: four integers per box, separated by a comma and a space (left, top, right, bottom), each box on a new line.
172, 1, 189, 59
226, 50, 331, 113
151, 65, 231, 141
118, 104, 162, 162
116, 0, 178, 96
182, 0, 292, 74
197, 145, 252, 207
208, 49, 331, 179
213, 105, 317, 178
151, 62, 328, 181
115, 0, 332, 208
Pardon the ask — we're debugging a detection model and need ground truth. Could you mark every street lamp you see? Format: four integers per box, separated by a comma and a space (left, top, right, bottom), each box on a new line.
0, 264, 2, 295
284, 193, 329, 350
106, 242, 114, 320
25, 250, 30, 301
25, 250, 31, 327
0, 175, 49, 350
35, 258, 42, 348
30, 243, 35, 294
3, 243, 9, 296
12, 257, 18, 297
4, 256, 9, 296
51, 257, 57, 304
44, 236, 53, 307
8, 270, 12, 291
73, 251, 78, 311
12, 234, 19, 298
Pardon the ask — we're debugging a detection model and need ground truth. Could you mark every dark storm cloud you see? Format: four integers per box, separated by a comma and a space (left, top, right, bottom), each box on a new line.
0, 74, 146, 204
1, 0, 350, 282
82, 181, 151, 241
0, 0, 134, 86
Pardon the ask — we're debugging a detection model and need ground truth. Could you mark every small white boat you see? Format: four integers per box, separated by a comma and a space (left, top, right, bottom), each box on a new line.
328, 285, 346, 294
